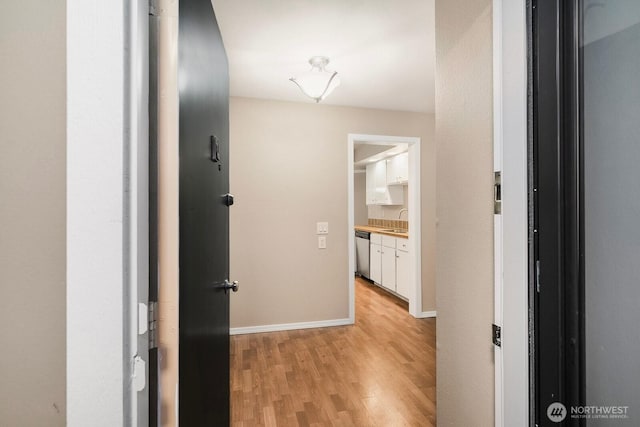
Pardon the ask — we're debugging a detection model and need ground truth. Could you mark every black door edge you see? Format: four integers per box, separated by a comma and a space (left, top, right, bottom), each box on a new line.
529, 0, 586, 425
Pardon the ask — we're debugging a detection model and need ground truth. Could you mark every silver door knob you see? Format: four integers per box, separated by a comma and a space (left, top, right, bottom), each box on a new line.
218, 279, 239, 293
227, 280, 239, 292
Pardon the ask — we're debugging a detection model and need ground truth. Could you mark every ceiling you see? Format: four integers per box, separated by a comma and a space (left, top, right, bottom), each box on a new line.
212, 0, 435, 113
354, 142, 408, 171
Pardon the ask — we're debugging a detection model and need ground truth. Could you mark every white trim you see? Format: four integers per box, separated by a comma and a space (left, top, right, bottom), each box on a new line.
347, 138, 356, 324
67, 1, 139, 425
493, 1, 505, 426
498, 0, 530, 425
493, 0, 504, 174
407, 140, 422, 318
493, 212, 504, 427
127, 1, 150, 425
230, 318, 353, 335
417, 311, 437, 319
347, 133, 422, 321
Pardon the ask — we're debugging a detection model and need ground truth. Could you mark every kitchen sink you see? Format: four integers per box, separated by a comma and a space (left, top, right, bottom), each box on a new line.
381, 229, 408, 233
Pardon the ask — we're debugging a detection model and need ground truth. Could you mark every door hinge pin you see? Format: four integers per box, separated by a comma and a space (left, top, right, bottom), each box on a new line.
149, 0, 158, 16
535, 260, 541, 293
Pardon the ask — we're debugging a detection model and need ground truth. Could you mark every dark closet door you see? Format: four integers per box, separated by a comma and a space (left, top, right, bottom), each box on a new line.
532, 2, 583, 422
532, 1, 640, 425
178, 0, 233, 424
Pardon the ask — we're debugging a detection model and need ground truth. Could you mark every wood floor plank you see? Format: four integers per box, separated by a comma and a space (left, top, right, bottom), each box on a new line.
231, 277, 436, 426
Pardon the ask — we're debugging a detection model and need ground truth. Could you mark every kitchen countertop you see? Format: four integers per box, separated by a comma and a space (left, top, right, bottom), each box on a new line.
355, 225, 408, 239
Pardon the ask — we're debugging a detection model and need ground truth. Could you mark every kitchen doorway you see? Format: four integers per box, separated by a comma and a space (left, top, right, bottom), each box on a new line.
347, 133, 428, 320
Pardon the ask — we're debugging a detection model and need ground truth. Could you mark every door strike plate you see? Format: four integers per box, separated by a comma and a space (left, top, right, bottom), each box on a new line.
492, 323, 502, 347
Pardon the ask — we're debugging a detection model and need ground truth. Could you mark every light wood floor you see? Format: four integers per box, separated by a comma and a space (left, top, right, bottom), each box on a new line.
230, 277, 436, 426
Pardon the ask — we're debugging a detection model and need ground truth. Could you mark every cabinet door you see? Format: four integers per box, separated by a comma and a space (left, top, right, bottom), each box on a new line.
374, 160, 387, 204
396, 152, 409, 183
367, 159, 403, 205
370, 233, 382, 245
365, 163, 377, 205
370, 242, 382, 284
386, 152, 409, 184
381, 246, 396, 291
395, 249, 410, 298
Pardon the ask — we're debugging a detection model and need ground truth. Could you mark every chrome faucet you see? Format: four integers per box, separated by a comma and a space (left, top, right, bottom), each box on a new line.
398, 208, 408, 219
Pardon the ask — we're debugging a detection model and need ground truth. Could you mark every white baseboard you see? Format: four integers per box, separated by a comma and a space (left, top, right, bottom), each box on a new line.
417, 311, 437, 318
230, 318, 353, 336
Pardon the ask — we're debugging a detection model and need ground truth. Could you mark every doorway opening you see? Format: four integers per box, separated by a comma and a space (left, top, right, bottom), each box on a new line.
347, 133, 424, 320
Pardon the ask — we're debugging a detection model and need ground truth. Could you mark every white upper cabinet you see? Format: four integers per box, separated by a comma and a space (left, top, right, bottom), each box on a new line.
365, 162, 383, 205
386, 152, 409, 185
365, 160, 404, 205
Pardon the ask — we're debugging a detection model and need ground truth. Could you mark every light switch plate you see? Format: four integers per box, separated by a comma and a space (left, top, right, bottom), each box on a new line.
316, 222, 329, 234
318, 236, 327, 249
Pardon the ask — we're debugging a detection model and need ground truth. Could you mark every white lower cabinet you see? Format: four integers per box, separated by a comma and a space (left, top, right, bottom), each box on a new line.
381, 245, 396, 291
369, 234, 409, 299
395, 248, 410, 298
370, 241, 382, 284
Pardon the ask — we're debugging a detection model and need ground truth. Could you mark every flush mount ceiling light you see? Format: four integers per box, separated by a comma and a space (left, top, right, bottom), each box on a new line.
289, 56, 340, 103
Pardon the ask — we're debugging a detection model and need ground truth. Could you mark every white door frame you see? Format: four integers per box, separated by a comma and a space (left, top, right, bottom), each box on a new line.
493, 0, 529, 425
67, 1, 148, 425
347, 134, 422, 320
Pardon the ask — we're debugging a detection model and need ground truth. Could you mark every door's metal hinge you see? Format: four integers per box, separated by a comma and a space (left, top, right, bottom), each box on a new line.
149, 0, 158, 16
492, 324, 502, 347
494, 171, 502, 214
148, 301, 158, 350
535, 260, 541, 293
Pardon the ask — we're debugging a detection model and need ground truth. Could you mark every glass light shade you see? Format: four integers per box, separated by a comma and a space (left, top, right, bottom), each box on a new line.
290, 56, 341, 103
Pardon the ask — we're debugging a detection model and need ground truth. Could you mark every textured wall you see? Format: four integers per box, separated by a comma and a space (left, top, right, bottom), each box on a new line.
229, 97, 436, 327
155, 0, 180, 425
0, 1, 66, 425
435, 0, 495, 425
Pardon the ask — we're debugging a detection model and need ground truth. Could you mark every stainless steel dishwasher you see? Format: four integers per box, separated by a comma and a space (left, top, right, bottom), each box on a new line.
355, 230, 370, 279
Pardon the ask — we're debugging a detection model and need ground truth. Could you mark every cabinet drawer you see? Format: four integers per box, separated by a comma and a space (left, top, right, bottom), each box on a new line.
381, 235, 396, 248
396, 238, 409, 252
370, 233, 382, 245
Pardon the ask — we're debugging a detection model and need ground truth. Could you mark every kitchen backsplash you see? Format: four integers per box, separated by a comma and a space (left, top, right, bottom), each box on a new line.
368, 218, 409, 231
366, 186, 409, 230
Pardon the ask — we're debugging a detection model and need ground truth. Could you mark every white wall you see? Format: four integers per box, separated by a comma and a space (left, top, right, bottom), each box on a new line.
229, 97, 436, 329
0, 1, 66, 425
